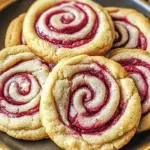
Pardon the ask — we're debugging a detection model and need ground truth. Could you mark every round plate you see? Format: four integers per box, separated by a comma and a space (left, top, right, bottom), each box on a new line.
0, 0, 149, 150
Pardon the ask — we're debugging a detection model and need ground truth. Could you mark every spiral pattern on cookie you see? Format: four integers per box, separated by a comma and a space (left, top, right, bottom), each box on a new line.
111, 17, 147, 50
0, 59, 51, 118
118, 58, 150, 115
54, 63, 127, 135
35, 1, 99, 48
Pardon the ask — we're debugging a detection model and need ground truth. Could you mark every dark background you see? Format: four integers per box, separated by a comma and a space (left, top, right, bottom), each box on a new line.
0, 0, 150, 150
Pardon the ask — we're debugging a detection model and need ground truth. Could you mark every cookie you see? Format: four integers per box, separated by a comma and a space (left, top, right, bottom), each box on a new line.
40, 55, 141, 150
138, 142, 150, 150
23, 0, 114, 63
0, 144, 8, 150
0, 45, 54, 140
0, 0, 16, 11
106, 7, 150, 50
5, 13, 26, 47
108, 48, 150, 132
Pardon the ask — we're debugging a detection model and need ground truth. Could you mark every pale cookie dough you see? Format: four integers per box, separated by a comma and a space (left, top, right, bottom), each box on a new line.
5, 13, 26, 47
23, 0, 115, 63
0, 45, 54, 140
106, 7, 150, 51
41, 55, 141, 150
107, 48, 150, 132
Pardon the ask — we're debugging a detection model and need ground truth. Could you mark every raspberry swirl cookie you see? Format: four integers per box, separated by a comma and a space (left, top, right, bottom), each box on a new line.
5, 14, 26, 47
106, 7, 150, 50
0, 45, 54, 140
23, 0, 114, 62
41, 55, 141, 150
108, 49, 150, 132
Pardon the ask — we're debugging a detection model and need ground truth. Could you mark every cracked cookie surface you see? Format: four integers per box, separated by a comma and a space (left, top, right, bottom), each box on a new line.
41, 55, 141, 150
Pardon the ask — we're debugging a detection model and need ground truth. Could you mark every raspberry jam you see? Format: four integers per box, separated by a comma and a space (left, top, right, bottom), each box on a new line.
119, 58, 150, 115
55, 63, 127, 135
112, 17, 147, 50
35, 2, 99, 48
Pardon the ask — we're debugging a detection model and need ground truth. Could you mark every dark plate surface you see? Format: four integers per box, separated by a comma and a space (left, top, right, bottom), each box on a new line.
0, 0, 150, 150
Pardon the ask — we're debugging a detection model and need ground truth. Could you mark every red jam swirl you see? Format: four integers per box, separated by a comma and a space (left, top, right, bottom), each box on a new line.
112, 17, 147, 50
0, 59, 54, 118
56, 64, 126, 135
35, 2, 99, 48
119, 58, 150, 115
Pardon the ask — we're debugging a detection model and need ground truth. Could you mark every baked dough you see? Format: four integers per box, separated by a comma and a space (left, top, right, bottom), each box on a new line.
106, 7, 150, 51
5, 13, 26, 47
41, 55, 141, 150
0, 144, 8, 150
107, 48, 150, 132
0, 45, 54, 140
23, 0, 114, 63
138, 142, 150, 150
0, 0, 16, 11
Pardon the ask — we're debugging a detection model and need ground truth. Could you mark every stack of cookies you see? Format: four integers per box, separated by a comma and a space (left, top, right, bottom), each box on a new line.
0, 0, 150, 149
